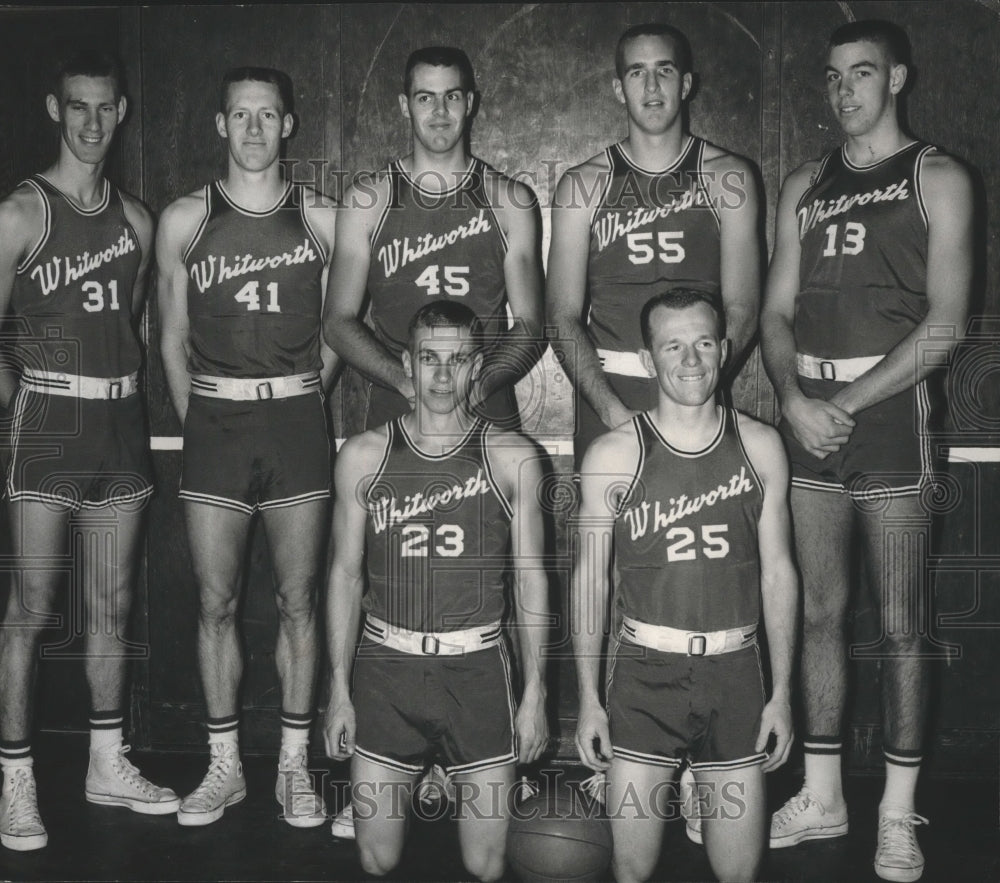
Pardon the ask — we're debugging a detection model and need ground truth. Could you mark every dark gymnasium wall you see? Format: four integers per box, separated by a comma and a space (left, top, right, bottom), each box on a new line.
0, 3, 997, 775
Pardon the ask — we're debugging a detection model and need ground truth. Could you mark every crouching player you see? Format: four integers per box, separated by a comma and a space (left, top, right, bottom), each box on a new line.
572, 289, 796, 882
323, 300, 548, 881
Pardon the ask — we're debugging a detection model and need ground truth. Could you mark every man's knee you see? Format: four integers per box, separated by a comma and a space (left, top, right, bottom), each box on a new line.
612, 850, 657, 883
197, 588, 240, 630
462, 839, 505, 883
274, 576, 318, 624
358, 840, 402, 877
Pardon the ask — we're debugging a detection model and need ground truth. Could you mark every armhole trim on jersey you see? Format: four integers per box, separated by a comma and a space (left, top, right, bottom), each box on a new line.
298, 186, 329, 264
181, 186, 213, 264
114, 186, 144, 272
614, 416, 646, 518
795, 152, 834, 217
913, 144, 935, 232
730, 409, 765, 499
588, 147, 616, 230
364, 421, 396, 505
695, 139, 722, 231
369, 168, 395, 257
15, 179, 52, 275
481, 423, 515, 521
474, 159, 510, 254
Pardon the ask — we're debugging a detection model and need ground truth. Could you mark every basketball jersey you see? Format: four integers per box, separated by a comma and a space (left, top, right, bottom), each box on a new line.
183, 181, 327, 378
613, 408, 763, 632
795, 141, 933, 359
363, 417, 513, 633
587, 137, 721, 356
367, 158, 509, 359
11, 175, 142, 377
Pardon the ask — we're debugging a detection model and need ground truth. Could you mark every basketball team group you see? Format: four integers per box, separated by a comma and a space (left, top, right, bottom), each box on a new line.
0, 15, 972, 883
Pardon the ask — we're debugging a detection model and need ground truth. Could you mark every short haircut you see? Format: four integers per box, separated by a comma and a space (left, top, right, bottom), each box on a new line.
615, 23, 692, 78
828, 19, 911, 67
403, 46, 476, 95
640, 289, 723, 349
407, 299, 483, 346
219, 67, 294, 115
54, 50, 126, 101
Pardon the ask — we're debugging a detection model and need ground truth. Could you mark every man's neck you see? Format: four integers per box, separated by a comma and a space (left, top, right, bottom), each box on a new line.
843, 118, 910, 166
221, 163, 287, 211
622, 123, 688, 171
402, 405, 475, 454
403, 147, 471, 191
42, 153, 107, 209
648, 399, 722, 452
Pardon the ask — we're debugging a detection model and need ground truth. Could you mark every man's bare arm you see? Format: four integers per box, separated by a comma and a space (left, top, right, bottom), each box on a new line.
760, 164, 855, 458
740, 416, 797, 772
477, 176, 544, 401
0, 188, 40, 407
303, 190, 341, 390
322, 177, 412, 400
492, 432, 549, 763
829, 155, 973, 416
155, 195, 201, 424
707, 150, 761, 370
546, 162, 636, 431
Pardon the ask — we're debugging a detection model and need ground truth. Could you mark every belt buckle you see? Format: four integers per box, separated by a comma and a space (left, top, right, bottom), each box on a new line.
256, 381, 273, 401
687, 634, 707, 656
421, 635, 440, 655
108, 382, 122, 400
820, 360, 836, 381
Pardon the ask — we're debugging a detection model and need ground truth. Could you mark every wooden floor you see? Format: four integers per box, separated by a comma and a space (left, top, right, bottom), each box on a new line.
3, 733, 997, 882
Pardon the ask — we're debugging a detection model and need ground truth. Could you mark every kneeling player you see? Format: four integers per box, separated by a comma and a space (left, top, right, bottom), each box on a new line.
572, 290, 796, 882
323, 301, 547, 881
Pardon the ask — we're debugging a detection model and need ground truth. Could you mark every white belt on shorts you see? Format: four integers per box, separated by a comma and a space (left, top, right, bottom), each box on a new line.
796, 353, 884, 383
596, 349, 651, 379
21, 368, 138, 400
621, 616, 757, 657
363, 615, 502, 656
189, 372, 321, 401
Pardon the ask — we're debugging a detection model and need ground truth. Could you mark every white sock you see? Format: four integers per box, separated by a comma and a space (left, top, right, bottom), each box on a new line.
280, 712, 311, 754
881, 760, 920, 814
803, 751, 844, 805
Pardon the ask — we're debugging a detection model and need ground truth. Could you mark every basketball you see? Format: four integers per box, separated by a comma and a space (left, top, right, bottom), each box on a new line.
507, 786, 612, 883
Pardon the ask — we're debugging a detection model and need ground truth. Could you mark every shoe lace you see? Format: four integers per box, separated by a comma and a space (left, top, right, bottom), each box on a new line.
772, 788, 818, 828
7, 768, 43, 834
190, 746, 234, 801
580, 771, 606, 806
107, 745, 158, 796
878, 813, 929, 863
279, 746, 321, 814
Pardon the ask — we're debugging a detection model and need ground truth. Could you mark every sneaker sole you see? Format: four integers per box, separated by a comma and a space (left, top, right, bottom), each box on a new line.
770, 821, 849, 848
176, 788, 247, 827
874, 860, 924, 883
275, 788, 327, 828
86, 792, 181, 815
0, 831, 48, 851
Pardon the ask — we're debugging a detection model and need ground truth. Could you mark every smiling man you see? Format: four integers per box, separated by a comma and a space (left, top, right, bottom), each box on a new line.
760, 21, 973, 882
157, 67, 337, 828
0, 50, 177, 851
547, 22, 761, 469
323, 46, 542, 433
572, 289, 796, 882
323, 300, 548, 881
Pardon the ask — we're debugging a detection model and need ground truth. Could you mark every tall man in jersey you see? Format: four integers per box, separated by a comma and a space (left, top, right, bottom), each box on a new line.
157, 67, 337, 827
323, 300, 548, 881
547, 23, 761, 467
760, 21, 972, 882
573, 290, 795, 882
323, 46, 542, 431
0, 51, 179, 852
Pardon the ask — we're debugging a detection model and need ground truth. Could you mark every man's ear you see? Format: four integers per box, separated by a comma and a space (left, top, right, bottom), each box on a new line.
612, 77, 625, 105
720, 337, 730, 370
398, 93, 411, 120
889, 63, 908, 95
402, 350, 413, 379
639, 348, 655, 378
46, 94, 61, 124
215, 112, 228, 139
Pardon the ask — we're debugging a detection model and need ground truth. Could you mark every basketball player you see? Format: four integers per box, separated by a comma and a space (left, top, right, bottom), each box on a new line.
323, 300, 548, 881
760, 21, 972, 882
0, 52, 179, 851
157, 67, 337, 827
322, 46, 542, 431
547, 22, 761, 468
573, 290, 795, 882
